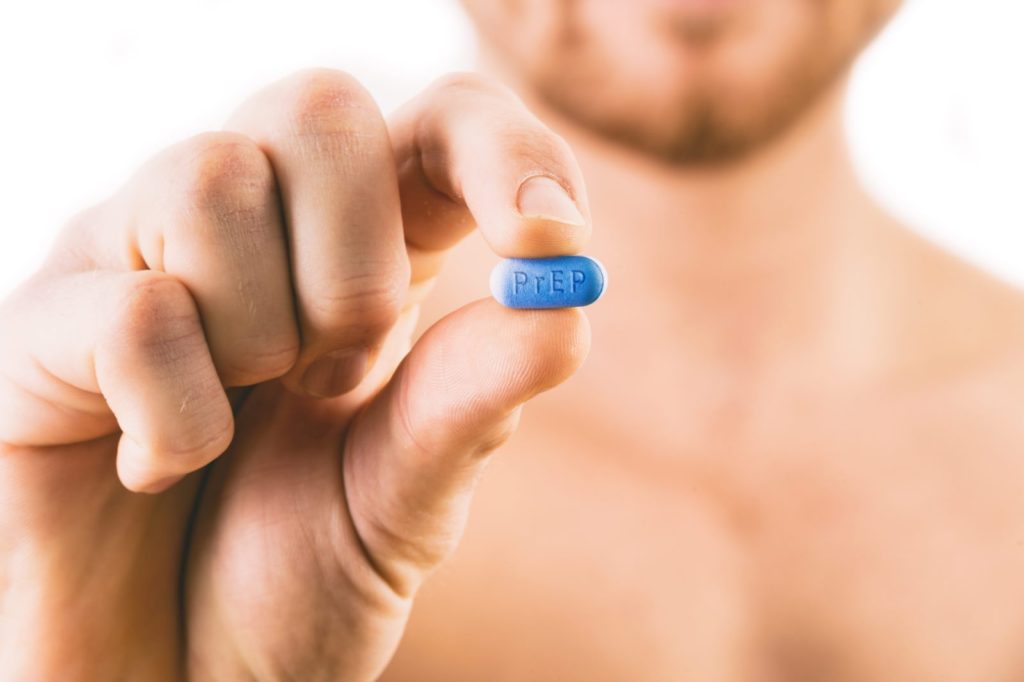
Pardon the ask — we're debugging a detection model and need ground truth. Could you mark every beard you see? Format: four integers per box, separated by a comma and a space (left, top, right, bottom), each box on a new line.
518, 3, 895, 166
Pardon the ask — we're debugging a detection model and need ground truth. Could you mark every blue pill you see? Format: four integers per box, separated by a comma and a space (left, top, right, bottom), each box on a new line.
490, 256, 606, 309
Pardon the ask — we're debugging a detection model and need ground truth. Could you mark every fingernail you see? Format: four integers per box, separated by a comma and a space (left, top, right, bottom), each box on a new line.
301, 348, 369, 398
516, 176, 585, 226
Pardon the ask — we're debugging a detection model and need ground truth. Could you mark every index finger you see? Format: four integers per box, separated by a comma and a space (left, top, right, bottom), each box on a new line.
389, 72, 592, 278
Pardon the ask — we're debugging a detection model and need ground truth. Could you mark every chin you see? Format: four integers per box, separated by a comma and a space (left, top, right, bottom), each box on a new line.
467, 0, 902, 164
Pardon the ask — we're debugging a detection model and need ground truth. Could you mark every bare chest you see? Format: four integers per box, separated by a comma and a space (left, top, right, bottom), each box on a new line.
384, 390, 1024, 681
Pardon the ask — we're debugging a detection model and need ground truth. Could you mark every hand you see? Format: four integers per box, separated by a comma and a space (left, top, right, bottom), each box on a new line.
0, 69, 592, 680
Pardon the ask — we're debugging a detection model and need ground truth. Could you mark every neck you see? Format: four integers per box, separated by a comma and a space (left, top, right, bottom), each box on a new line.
562, 80, 872, 283
505, 71, 904, 400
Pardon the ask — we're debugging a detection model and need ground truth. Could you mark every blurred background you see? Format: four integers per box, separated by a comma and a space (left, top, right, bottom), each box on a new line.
0, 0, 1021, 298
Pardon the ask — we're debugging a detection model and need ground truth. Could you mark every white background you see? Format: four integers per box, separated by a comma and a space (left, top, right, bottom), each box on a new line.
1, 0, 1021, 299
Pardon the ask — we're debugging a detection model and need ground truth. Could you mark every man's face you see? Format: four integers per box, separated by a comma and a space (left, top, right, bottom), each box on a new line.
464, 0, 902, 164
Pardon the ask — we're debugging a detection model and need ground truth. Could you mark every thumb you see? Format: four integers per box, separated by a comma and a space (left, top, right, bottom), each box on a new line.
343, 298, 590, 596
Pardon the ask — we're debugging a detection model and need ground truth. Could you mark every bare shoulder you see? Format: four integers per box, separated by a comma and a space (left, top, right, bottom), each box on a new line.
887, 223, 1024, 434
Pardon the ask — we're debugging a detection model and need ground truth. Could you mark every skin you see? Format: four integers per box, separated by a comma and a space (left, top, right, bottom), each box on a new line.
381, 0, 1024, 680
2, 1, 1023, 681
0, 72, 592, 679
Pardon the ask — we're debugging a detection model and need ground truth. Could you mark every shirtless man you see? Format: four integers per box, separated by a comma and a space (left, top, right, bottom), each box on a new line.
3, 0, 1024, 679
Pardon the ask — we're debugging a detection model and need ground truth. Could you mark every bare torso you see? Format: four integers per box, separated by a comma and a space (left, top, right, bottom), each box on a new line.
383, 225, 1024, 681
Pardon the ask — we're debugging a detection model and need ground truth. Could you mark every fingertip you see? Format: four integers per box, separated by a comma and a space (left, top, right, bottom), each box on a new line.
489, 216, 591, 259
503, 303, 592, 394
484, 175, 592, 258
516, 175, 585, 226
420, 299, 591, 408
114, 418, 232, 493
116, 436, 184, 494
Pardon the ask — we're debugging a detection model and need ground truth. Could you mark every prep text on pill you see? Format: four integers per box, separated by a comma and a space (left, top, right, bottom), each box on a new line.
512, 269, 587, 294
490, 256, 606, 309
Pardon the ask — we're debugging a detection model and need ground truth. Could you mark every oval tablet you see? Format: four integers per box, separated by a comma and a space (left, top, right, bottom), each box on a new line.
490, 256, 606, 309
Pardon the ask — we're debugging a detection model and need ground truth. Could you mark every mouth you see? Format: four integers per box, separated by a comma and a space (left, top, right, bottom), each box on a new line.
645, 0, 747, 48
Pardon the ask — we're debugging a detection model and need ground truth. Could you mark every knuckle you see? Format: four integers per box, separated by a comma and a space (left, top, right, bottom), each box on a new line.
44, 202, 112, 273
312, 271, 406, 337
59, 202, 107, 239
175, 132, 275, 223
428, 71, 509, 100
501, 126, 575, 172
364, 504, 456, 580
111, 273, 200, 345
321, 272, 405, 329
282, 68, 381, 139
425, 73, 579, 183
543, 131, 576, 164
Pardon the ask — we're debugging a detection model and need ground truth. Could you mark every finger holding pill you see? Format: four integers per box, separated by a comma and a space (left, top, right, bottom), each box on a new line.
490, 256, 606, 309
